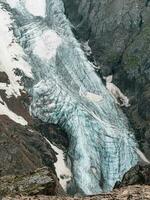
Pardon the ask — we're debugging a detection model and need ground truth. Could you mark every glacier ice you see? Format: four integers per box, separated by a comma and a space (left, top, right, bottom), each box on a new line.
1, 0, 139, 195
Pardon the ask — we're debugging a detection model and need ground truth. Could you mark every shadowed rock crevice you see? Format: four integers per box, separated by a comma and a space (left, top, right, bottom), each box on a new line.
115, 164, 150, 188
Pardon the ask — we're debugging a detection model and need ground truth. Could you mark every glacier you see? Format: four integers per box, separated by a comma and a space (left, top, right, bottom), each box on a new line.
1, 0, 139, 195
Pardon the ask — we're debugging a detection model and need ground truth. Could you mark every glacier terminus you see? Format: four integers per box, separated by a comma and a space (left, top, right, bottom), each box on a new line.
0, 0, 140, 195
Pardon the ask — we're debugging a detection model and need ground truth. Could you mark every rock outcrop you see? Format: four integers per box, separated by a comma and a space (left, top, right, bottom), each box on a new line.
115, 164, 150, 188
0, 164, 150, 199
0, 167, 65, 197
2, 185, 150, 200
0, 115, 57, 176
0, 72, 10, 84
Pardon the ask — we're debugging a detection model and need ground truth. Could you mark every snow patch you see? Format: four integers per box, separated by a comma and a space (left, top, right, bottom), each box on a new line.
28, 129, 34, 132
45, 138, 72, 191
6, 0, 20, 8
0, 96, 28, 126
0, 7, 33, 97
25, 0, 46, 17
0, 83, 22, 98
79, 87, 103, 102
104, 75, 130, 107
136, 148, 150, 164
33, 30, 62, 60
85, 92, 103, 102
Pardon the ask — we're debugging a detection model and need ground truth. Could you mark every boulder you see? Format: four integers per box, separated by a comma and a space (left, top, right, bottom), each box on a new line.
115, 164, 150, 188
0, 167, 64, 197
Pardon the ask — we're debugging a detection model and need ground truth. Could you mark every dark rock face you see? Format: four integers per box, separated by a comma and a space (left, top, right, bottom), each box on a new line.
0, 167, 64, 197
35, 122, 69, 151
115, 164, 150, 188
138, 84, 150, 121
0, 115, 66, 196
0, 116, 56, 176
63, 0, 146, 67
0, 72, 10, 84
63, 0, 150, 159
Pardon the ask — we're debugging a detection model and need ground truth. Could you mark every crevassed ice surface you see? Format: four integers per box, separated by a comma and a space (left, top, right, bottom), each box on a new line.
2, 0, 138, 195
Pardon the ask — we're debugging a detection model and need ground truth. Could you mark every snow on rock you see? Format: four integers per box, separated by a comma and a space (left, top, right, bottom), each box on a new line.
33, 30, 62, 60
135, 148, 150, 164
79, 90, 103, 102
0, 96, 28, 126
0, 6, 33, 98
105, 75, 130, 107
25, 0, 46, 17
81, 40, 92, 57
45, 138, 72, 191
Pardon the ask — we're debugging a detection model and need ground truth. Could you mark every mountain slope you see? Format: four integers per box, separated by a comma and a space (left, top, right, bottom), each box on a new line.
0, 0, 149, 197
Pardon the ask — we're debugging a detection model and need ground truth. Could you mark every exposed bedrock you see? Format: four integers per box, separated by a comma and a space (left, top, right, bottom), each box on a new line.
0, 116, 56, 177
0, 167, 65, 197
115, 164, 150, 188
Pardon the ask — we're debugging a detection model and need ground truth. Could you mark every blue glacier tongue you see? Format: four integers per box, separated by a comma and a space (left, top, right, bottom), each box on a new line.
4, 0, 138, 195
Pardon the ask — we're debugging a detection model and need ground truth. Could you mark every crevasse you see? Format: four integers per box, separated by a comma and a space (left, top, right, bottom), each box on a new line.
3, 0, 138, 195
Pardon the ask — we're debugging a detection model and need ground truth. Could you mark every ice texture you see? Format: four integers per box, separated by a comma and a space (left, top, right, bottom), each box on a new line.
2, 0, 139, 195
